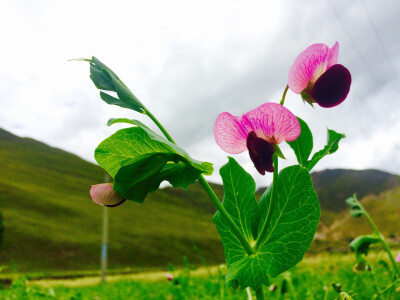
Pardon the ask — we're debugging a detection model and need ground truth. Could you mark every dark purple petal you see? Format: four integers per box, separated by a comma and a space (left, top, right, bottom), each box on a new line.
312, 64, 351, 108
246, 132, 275, 175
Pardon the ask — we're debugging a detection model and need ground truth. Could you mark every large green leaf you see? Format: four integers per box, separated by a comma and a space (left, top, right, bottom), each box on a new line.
214, 159, 320, 291
287, 117, 313, 166
95, 126, 213, 202
86, 57, 145, 113
306, 129, 345, 171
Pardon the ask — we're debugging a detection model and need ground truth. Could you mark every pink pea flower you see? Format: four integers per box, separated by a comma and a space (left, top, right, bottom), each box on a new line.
396, 253, 400, 263
166, 272, 173, 281
288, 42, 351, 108
214, 102, 300, 174
90, 183, 126, 207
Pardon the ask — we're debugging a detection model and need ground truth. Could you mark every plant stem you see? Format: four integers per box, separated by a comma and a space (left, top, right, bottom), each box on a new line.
246, 287, 253, 300
254, 155, 278, 250
372, 278, 400, 299
198, 175, 254, 255
360, 200, 400, 278
255, 286, 264, 300
144, 106, 254, 255
143, 108, 176, 144
280, 85, 289, 105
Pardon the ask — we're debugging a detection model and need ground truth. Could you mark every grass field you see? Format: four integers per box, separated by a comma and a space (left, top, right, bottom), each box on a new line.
1, 251, 399, 299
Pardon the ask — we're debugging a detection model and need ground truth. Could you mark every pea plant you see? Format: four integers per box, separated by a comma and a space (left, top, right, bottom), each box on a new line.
80, 42, 352, 298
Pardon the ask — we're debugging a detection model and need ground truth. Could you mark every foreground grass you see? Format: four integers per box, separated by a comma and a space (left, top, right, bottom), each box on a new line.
1, 251, 400, 299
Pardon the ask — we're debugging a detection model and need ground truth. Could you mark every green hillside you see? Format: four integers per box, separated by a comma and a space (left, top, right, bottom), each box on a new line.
1, 128, 399, 274
327, 186, 400, 242
311, 169, 400, 212
0, 128, 224, 273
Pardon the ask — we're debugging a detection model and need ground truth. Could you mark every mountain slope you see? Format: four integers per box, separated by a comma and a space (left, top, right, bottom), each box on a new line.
1, 128, 399, 273
0, 128, 223, 273
311, 169, 400, 212
326, 186, 400, 242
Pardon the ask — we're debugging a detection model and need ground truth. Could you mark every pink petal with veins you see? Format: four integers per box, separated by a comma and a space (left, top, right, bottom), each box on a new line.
288, 42, 339, 93
244, 103, 300, 144
214, 112, 248, 154
326, 42, 339, 69
90, 183, 126, 207
214, 103, 300, 154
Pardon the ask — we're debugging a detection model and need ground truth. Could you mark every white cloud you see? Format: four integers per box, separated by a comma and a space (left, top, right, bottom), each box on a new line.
1, 0, 400, 189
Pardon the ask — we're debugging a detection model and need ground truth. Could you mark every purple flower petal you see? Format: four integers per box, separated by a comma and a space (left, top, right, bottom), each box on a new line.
312, 64, 351, 108
247, 131, 275, 175
214, 103, 300, 154
288, 42, 339, 94
396, 253, 400, 262
90, 183, 126, 207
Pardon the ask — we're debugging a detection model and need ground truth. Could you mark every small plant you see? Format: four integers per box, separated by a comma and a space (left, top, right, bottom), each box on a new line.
346, 194, 400, 299
78, 42, 351, 298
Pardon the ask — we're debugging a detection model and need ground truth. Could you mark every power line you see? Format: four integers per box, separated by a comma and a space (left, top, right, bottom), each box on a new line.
283, 0, 317, 39
360, 0, 400, 87
326, 0, 377, 84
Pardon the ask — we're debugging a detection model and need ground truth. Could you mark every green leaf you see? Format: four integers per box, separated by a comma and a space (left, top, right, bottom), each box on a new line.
100, 92, 132, 109
345, 194, 364, 218
350, 234, 380, 257
214, 159, 320, 291
213, 158, 261, 289
102, 67, 144, 113
85, 56, 145, 113
95, 126, 213, 202
306, 128, 345, 171
274, 145, 286, 160
257, 165, 320, 279
287, 117, 313, 166
107, 118, 206, 166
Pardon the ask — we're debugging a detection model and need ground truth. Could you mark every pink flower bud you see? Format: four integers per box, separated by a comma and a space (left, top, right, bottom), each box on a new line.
90, 183, 126, 207
166, 272, 173, 281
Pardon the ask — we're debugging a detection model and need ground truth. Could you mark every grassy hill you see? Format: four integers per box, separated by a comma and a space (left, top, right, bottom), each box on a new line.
326, 186, 400, 242
1, 128, 399, 273
311, 169, 400, 212
0, 128, 224, 273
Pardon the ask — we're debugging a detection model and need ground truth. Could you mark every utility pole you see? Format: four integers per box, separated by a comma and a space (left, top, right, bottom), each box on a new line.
101, 205, 108, 283
101, 174, 111, 283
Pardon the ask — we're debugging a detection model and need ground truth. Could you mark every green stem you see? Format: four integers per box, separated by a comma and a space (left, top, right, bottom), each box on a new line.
372, 278, 400, 299
254, 155, 278, 250
143, 107, 176, 144
198, 175, 254, 255
255, 286, 264, 300
144, 106, 254, 255
361, 201, 400, 278
280, 85, 289, 105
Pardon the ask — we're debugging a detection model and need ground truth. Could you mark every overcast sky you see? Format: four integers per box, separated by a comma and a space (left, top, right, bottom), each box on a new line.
1, 0, 400, 187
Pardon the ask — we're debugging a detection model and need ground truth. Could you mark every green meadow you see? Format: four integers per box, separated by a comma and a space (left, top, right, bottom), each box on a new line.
1, 252, 399, 299
1, 128, 400, 298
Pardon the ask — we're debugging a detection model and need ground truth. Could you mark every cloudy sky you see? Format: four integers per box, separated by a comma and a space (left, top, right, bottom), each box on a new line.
1, 0, 400, 187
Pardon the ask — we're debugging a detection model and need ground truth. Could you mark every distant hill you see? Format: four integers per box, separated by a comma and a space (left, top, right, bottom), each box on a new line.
0, 128, 224, 273
326, 186, 400, 242
311, 169, 400, 212
0, 128, 399, 273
